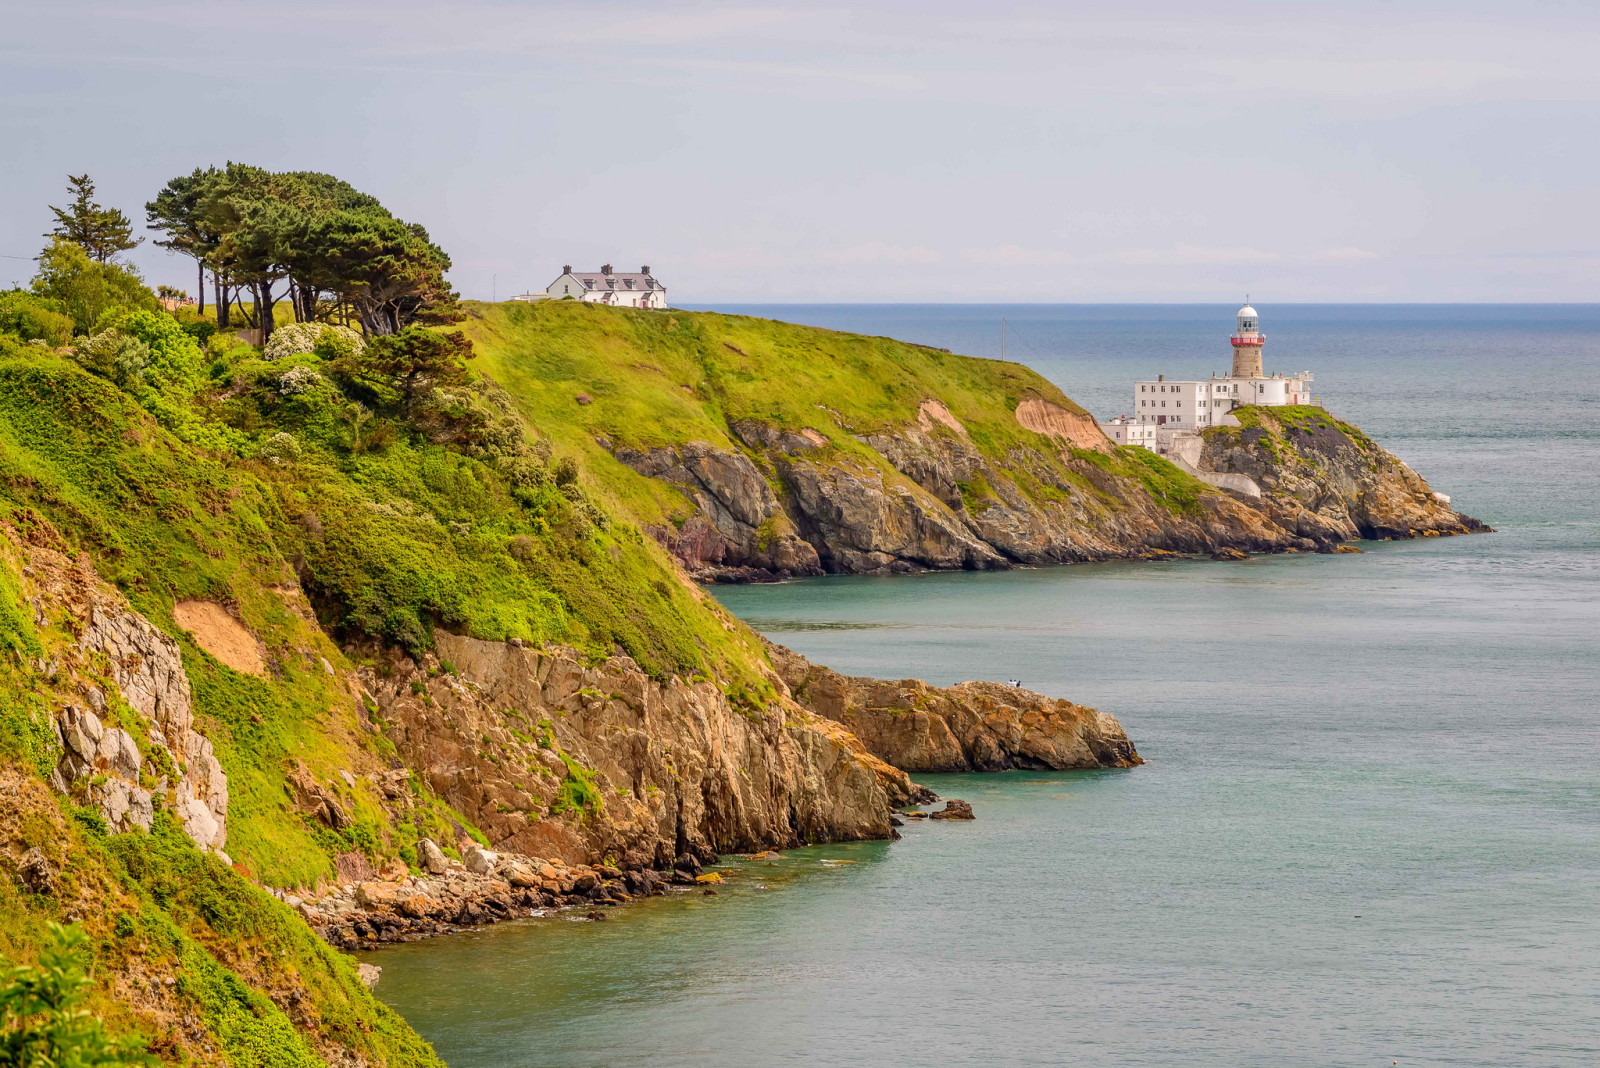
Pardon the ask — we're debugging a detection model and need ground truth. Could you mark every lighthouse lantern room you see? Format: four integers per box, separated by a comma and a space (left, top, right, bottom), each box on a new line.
1230, 300, 1265, 378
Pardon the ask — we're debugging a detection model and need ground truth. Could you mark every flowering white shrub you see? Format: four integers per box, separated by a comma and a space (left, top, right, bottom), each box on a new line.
259, 431, 302, 465
262, 322, 364, 362
277, 366, 324, 395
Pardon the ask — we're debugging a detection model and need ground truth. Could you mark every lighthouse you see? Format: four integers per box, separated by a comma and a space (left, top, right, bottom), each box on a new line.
1230, 301, 1264, 378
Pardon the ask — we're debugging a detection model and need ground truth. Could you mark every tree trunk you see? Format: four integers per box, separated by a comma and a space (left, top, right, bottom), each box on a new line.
216, 274, 230, 329
259, 282, 276, 340
197, 260, 206, 314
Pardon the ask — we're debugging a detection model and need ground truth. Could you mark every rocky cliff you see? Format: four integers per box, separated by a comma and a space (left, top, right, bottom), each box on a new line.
615, 399, 1489, 579
358, 631, 926, 870
462, 302, 1486, 579
767, 642, 1141, 773
1194, 406, 1490, 542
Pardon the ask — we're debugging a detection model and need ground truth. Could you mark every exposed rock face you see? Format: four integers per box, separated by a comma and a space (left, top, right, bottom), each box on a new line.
1014, 397, 1109, 450
767, 642, 1142, 773
1197, 409, 1491, 543
928, 799, 975, 820
13, 531, 229, 852
358, 632, 919, 870
294, 849, 704, 947
616, 440, 822, 580
616, 400, 1486, 579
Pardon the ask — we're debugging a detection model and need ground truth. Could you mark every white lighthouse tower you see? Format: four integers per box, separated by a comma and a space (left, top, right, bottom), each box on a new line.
1230, 299, 1264, 378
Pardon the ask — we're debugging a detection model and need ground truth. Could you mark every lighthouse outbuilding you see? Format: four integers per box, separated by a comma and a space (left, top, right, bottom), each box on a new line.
1096, 301, 1316, 454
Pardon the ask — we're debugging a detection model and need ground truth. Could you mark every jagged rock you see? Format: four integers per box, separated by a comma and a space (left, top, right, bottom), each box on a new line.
616, 441, 822, 579
18, 847, 56, 895
768, 641, 1141, 773
418, 838, 448, 874
17, 540, 230, 851
928, 799, 975, 820
615, 402, 1483, 577
358, 632, 900, 867
463, 844, 498, 875
1197, 410, 1491, 543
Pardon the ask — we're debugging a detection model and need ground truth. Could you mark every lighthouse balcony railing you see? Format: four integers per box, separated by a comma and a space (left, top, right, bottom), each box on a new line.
1230, 334, 1265, 347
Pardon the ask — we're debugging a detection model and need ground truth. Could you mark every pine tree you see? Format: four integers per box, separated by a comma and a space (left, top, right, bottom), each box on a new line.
47, 174, 142, 264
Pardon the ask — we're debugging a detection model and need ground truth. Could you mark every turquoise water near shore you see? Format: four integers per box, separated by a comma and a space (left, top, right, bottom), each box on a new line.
367, 305, 1600, 1066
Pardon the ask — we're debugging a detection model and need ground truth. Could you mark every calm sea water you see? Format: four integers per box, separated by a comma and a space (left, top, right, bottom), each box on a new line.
368, 305, 1600, 1067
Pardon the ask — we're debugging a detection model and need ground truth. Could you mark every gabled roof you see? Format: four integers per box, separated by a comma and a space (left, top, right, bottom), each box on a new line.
560, 270, 663, 291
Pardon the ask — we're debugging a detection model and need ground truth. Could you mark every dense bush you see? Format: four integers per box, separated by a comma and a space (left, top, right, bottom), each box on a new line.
29, 239, 158, 335
263, 321, 363, 362
0, 292, 75, 347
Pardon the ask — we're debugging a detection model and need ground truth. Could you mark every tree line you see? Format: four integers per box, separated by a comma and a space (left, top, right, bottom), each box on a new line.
46, 167, 459, 342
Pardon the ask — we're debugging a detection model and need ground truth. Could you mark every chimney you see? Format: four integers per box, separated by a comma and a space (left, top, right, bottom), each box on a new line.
1158, 374, 1165, 382
601, 263, 613, 275
641, 265, 650, 275
563, 264, 571, 274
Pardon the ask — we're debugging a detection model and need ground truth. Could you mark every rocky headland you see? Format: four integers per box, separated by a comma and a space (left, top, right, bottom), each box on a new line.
612, 398, 1484, 581
767, 641, 1141, 773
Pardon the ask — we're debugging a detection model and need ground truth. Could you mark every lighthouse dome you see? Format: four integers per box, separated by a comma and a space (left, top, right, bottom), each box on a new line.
1237, 304, 1258, 319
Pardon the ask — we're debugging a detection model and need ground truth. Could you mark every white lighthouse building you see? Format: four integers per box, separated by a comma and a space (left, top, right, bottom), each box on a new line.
1098, 302, 1316, 452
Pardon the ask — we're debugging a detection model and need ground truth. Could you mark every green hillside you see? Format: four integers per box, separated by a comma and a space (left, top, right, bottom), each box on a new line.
462, 299, 1098, 527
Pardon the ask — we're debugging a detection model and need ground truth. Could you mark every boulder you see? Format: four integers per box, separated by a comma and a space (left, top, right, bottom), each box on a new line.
463, 844, 498, 875
418, 838, 448, 874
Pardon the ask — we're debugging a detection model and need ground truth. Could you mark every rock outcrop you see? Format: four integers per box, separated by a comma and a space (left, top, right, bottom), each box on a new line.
14, 530, 229, 853
358, 632, 924, 871
615, 400, 1486, 580
1196, 408, 1491, 542
767, 642, 1142, 773
292, 848, 684, 947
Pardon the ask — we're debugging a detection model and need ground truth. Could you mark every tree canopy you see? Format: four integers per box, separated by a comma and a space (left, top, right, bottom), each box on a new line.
145, 164, 459, 340
31, 239, 159, 335
47, 174, 142, 264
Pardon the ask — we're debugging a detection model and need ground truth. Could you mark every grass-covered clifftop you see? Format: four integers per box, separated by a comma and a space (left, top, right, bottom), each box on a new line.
459, 300, 1303, 573
461, 299, 1103, 529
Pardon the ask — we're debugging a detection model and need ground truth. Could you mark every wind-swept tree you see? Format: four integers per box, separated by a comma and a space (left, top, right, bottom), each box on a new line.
148, 163, 458, 342
301, 210, 459, 336
145, 167, 221, 314
47, 174, 142, 263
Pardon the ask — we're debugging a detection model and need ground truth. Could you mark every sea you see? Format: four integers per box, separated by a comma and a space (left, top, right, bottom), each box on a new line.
365, 305, 1600, 1067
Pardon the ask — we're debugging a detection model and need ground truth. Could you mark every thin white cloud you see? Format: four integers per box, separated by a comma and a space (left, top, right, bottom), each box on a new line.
962, 244, 1074, 267
1313, 247, 1381, 262
825, 242, 943, 266
1113, 246, 1280, 266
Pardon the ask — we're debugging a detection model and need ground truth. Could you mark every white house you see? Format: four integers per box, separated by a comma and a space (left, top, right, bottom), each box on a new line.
518, 264, 666, 308
1100, 303, 1316, 451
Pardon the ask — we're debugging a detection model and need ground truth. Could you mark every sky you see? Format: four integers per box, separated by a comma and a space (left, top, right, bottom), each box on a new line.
2, 0, 1598, 303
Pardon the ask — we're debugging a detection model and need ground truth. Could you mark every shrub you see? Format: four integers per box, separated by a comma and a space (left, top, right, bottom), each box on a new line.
0, 923, 153, 1067
263, 322, 364, 363
0, 292, 75, 347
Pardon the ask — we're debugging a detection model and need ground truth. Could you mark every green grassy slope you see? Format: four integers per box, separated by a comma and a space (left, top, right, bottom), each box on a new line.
0, 304, 784, 1063
462, 300, 1111, 527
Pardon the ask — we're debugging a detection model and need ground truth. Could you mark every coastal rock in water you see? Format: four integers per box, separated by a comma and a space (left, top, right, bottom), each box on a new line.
768, 641, 1141, 773
928, 799, 975, 820
616, 401, 1484, 578
615, 441, 822, 581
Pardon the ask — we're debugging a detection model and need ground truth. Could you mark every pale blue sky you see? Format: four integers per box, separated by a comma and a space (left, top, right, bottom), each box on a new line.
3, 0, 1597, 302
